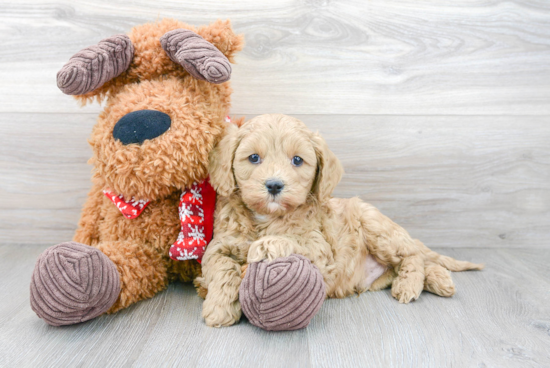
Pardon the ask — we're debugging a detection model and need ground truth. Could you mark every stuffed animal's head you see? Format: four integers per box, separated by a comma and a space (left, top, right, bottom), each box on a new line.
209, 114, 344, 216
58, 19, 243, 200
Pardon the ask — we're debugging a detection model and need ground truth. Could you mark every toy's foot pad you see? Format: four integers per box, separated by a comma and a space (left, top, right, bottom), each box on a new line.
240, 254, 326, 331
30, 242, 120, 326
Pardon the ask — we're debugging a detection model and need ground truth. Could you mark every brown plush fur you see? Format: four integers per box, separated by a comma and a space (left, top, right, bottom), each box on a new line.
197, 114, 483, 327
72, 19, 243, 313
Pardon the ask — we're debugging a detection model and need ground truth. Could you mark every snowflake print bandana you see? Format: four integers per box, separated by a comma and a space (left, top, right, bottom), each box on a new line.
169, 178, 216, 263
103, 190, 151, 219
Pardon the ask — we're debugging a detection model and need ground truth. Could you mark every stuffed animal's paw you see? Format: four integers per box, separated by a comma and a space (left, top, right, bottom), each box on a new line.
30, 242, 120, 326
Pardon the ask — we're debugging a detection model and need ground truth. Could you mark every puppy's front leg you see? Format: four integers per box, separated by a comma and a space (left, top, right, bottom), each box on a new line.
200, 240, 247, 327
247, 235, 298, 263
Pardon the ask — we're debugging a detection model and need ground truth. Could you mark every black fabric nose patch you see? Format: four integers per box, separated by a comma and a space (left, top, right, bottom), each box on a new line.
113, 110, 171, 145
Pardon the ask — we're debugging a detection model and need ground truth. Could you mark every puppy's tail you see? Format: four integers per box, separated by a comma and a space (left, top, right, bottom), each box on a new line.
431, 253, 484, 271
418, 241, 484, 271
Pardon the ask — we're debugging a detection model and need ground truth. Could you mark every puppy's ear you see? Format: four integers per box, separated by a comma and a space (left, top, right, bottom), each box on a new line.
311, 133, 344, 204
209, 123, 240, 197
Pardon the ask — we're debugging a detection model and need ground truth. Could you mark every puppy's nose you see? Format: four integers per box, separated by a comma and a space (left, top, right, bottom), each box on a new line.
265, 179, 284, 195
113, 110, 171, 145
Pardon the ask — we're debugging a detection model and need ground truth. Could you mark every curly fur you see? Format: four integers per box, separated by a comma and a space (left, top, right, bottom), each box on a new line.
197, 114, 483, 327
71, 18, 243, 313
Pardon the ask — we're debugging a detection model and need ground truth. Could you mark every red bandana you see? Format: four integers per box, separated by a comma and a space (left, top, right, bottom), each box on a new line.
103, 190, 151, 219
169, 179, 216, 263
103, 179, 216, 263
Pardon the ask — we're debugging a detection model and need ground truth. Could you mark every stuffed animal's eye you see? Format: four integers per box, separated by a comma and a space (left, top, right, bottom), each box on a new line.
292, 156, 303, 167
249, 154, 261, 164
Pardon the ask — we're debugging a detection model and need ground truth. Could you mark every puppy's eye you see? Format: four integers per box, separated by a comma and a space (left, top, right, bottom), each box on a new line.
248, 154, 261, 164
292, 156, 303, 167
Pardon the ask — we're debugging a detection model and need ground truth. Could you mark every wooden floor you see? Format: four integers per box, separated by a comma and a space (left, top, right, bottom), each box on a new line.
0, 245, 548, 368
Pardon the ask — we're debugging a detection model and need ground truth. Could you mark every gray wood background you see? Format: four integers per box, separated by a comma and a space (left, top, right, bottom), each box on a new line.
1, 0, 549, 248
1, 1, 550, 367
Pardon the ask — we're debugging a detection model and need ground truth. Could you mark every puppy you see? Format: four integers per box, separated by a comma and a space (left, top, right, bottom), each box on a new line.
197, 114, 483, 327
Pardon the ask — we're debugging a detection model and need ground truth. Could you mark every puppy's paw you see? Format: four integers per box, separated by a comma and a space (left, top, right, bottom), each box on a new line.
424, 263, 456, 297
202, 300, 241, 328
391, 275, 423, 303
247, 240, 268, 263
247, 236, 294, 263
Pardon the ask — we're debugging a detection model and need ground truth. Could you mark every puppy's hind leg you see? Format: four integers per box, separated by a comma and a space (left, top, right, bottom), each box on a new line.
358, 202, 426, 303
424, 261, 455, 297
391, 254, 426, 303
368, 267, 396, 291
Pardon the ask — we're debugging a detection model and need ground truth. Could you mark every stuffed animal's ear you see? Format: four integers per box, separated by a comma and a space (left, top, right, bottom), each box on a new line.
160, 28, 232, 84
310, 133, 344, 204
209, 123, 241, 197
56, 35, 134, 96
197, 20, 244, 63
160, 20, 243, 84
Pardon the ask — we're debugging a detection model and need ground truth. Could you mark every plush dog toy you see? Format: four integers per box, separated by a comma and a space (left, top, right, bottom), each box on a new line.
29, 19, 243, 326
197, 114, 483, 329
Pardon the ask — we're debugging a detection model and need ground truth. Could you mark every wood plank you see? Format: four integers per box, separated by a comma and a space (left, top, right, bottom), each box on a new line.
0, 248, 189, 367
0, 113, 95, 245
0, 246, 548, 367
305, 114, 550, 248
0, 245, 44, 326
0, 0, 549, 114
1, 113, 548, 248
135, 289, 310, 368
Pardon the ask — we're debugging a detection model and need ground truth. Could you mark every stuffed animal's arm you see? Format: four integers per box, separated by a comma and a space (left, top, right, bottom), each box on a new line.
73, 182, 104, 245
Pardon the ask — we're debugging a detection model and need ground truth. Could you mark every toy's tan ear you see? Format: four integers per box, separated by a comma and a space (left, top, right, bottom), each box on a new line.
311, 133, 344, 204
209, 123, 241, 197
197, 20, 244, 63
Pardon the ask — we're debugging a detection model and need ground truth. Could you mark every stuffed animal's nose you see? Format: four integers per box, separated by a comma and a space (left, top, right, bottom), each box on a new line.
265, 179, 285, 195
113, 110, 171, 145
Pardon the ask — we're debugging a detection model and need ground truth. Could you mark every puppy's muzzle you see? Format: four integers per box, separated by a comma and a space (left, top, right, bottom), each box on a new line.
265, 179, 284, 195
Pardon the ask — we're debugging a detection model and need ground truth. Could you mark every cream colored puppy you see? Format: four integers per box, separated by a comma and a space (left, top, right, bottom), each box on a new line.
197, 114, 483, 328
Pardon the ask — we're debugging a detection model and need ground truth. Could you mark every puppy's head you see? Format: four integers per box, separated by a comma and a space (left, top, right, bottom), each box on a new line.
210, 114, 343, 215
